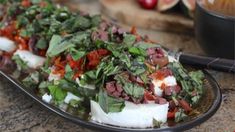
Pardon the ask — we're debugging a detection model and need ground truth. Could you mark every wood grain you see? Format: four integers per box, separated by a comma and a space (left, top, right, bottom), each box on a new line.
100, 0, 194, 33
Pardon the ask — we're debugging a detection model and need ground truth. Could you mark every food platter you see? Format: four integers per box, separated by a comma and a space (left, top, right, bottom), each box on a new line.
0, 68, 221, 131
0, 1, 221, 131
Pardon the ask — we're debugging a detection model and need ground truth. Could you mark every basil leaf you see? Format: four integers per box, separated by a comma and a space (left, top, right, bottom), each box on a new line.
48, 85, 67, 102
22, 71, 40, 88
123, 34, 136, 46
98, 90, 125, 113
36, 38, 47, 49
47, 35, 75, 57
12, 55, 28, 71
128, 47, 147, 56
91, 15, 102, 27
175, 109, 188, 122
115, 75, 145, 98
70, 49, 86, 61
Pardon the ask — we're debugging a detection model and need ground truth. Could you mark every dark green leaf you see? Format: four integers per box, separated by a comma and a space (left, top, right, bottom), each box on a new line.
22, 71, 40, 88
36, 38, 47, 49
70, 49, 86, 61
98, 90, 125, 113
115, 75, 145, 98
123, 34, 136, 46
128, 47, 146, 56
91, 15, 102, 27
12, 55, 28, 71
175, 109, 188, 122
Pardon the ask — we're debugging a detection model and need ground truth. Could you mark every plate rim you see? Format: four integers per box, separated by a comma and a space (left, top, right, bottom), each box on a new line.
0, 69, 222, 132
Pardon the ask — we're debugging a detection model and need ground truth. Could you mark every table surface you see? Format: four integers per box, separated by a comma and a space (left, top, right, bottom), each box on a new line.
0, 1, 235, 132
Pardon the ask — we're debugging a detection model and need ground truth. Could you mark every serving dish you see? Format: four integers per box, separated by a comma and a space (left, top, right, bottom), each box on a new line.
0, 0, 222, 131
195, 0, 235, 59
0, 67, 221, 132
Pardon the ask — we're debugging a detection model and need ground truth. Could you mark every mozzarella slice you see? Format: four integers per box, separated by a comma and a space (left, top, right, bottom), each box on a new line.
90, 100, 169, 128
152, 76, 177, 96
42, 93, 52, 103
0, 37, 16, 52
64, 92, 81, 104
14, 50, 46, 69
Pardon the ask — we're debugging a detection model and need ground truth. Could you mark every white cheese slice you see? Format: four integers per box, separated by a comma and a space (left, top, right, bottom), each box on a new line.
152, 76, 177, 96
90, 100, 169, 128
42, 93, 52, 103
14, 50, 46, 69
0, 37, 16, 52
64, 92, 81, 104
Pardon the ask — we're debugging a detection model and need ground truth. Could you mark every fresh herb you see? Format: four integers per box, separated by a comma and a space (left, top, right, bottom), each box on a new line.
48, 85, 67, 103
123, 34, 136, 46
115, 75, 145, 98
152, 119, 162, 128
168, 62, 205, 106
175, 109, 188, 122
22, 71, 40, 88
98, 90, 125, 113
47, 35, 75, 57
12, 55, 28, 71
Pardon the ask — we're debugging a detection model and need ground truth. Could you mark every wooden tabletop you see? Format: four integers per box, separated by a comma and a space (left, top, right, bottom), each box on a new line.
0, 0, 235, 132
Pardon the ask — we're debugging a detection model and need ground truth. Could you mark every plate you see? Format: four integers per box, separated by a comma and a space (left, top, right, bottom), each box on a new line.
0, 68, 221, 132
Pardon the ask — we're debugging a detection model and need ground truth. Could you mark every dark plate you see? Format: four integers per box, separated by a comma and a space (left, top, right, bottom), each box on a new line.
0, 69, 221, 132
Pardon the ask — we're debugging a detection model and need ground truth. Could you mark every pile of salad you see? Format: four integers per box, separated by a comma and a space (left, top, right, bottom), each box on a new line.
0, 0, 205, 128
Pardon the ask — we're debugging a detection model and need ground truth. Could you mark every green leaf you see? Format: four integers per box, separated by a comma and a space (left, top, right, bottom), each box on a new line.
72, 16, 91, 30
119, 54, 131, 68
91, 15, 102, 27
98, 90, 125, 113
12, 55, 28, 71
152, 119, 162, 128
48, 85, 67, 102
22, 71, 40, 88
123, 34, 136, 46
135, 42, 161, 50
47, 35, 75, 57
16, 16, 29, 28
115, 75, 145, 98
36, 38, 47, 49
70, 49, 86, 61
64, 64, 73, 80
175, 109, 188, 122
128, 47, 147, 56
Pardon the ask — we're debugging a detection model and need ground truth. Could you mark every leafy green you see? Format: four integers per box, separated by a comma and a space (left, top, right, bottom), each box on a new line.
22, 71, 40, 88
128, 47, 147, 56
123, 34, 136, 46
47, 35, 75, 57
36, 38, 47, 49
12, 55, 28, 71
115, 75, 145, 98
70, 49, 86, 61
98, 90, 125, 113
168, 62, 205, 106
48, 85, 67, 103
152, 119, 162, 128
91, 15, 102, 27
175, 109, 188, 122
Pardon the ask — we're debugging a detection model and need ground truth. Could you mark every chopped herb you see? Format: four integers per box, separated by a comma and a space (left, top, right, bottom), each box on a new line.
98, 90, 125, 113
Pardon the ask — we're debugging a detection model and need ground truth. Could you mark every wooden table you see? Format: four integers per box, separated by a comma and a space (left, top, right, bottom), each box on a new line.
0, 0, 235, 131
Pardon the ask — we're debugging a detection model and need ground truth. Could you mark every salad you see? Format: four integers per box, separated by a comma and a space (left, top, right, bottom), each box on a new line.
0, 0, 205, 128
